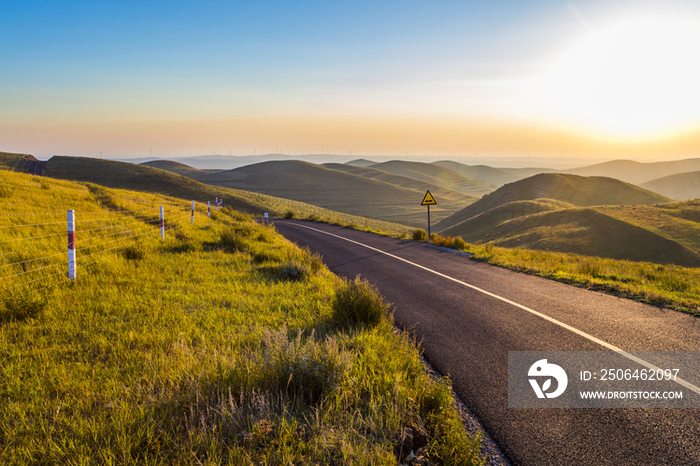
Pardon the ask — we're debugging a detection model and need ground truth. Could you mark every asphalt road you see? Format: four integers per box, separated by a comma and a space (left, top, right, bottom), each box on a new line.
274, 219, 700, 466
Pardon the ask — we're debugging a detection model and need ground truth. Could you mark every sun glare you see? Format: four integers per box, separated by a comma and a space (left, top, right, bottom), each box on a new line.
533, 17, 700, 140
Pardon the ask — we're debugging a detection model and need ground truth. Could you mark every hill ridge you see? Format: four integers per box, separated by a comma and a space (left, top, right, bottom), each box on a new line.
435, 173, 671, 232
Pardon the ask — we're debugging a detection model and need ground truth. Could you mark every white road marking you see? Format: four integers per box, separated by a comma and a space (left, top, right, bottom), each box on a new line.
285, 221, 700, 396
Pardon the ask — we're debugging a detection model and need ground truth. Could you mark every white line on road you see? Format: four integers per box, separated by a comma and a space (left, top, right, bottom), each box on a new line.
285, 221, 700, 396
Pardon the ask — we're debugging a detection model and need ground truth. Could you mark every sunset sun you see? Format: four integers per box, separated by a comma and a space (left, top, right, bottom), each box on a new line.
535, 17, 700, 140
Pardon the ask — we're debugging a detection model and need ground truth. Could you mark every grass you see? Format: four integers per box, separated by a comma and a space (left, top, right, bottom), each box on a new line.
418, 231, 700, 316
0, 169, 483, 465
466, 245, 700, 315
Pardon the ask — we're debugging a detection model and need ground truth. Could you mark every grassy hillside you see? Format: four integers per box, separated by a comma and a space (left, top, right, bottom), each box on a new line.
39, 156, 409, 234
435, 173, 671, 232
599, 201, 700, 256
431, 160, 519, 187
345, 158, 377, 167
324, 162, 477, 204
453, 207, 700, 266
140, 159, 211, 176
194, 160, 465, 227
0, 169, 482, 465
440, 199, 574, 240
640, 171, 700, 201
0, 151, 38, 171
567, 158, 700, 185
369, 161, 495, 195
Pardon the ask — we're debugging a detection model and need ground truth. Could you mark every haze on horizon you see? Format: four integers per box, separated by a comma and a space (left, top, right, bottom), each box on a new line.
2, 0, 700, 162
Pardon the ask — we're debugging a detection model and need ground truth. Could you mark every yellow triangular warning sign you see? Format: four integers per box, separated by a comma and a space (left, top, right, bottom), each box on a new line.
421, 190, 437, 206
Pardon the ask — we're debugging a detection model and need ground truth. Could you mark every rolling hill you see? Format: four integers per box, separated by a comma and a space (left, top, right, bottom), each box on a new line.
434, 173, 671, 232
435, 175, 700, 266
431, 160, 520, 187
565, 158, 700, 185
449, 207, 700, 267
640, 171, 700, 201
369, 160, 495, 195
345, 158, 377, 167
42, 156, 271, 213
440, 199, 575, 240
0, 151, 38, 171
140, 159, 212, 177
38, 156, 409, 233
323, 163, 477, 204
193, 160, 471, 227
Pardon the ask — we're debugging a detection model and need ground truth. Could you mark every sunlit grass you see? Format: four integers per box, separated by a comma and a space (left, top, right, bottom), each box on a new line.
0, 170, 483, 465
419, 229, 700, 316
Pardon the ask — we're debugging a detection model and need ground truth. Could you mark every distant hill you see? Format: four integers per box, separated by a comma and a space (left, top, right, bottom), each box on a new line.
431, 160, 519, 187
42, 156, 276, 214
640, 171, 700, 201
345, 159, 377, 167
435, 173, 671, 232
194, 160, 469, 227
369, 160, 495, 195
323, 163, 477, 204
498, 167, 558, 178
141, 160, 204, 176
566, 158, 700, 185
40, 156, 410, 232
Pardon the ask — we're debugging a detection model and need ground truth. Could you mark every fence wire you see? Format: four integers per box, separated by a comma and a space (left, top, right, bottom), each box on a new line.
0, 201, 218, 300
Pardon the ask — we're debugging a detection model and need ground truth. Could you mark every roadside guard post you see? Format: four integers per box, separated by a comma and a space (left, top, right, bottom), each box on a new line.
67, 209, 76, 281
421, 190, 437, 239
160, 205, 164, 239
264, 212, 269, 226
191, 200, 195, 224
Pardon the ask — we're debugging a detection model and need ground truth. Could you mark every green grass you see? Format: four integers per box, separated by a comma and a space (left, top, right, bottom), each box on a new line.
421, 232, 700, 316
440, 202, 700, 267
0, 170, 483, 465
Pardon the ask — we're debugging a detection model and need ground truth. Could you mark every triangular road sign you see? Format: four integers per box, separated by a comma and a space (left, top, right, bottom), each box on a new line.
421, 190, 437, 206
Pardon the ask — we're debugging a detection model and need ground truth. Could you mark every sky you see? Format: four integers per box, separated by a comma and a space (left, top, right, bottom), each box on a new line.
2, 0, 700, 161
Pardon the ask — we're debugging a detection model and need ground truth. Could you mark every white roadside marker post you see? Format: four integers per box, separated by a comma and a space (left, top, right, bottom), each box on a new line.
67, 209, 76, 281
160, 205, 164, 239
208, 201, 211, 218
191, 200, 195, 224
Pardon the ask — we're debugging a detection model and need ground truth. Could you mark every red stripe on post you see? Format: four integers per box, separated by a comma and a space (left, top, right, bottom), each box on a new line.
68, 231, 75, 250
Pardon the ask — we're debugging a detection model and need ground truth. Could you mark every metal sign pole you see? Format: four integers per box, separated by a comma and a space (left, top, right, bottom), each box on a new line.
427, 204, 431, 239
420, 190, 437, 240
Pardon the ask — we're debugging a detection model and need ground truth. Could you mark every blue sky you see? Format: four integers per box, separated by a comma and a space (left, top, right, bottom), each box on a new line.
2, 0, 700, 158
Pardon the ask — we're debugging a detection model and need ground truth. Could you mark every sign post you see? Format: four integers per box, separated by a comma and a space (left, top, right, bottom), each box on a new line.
421, 190, 437, 239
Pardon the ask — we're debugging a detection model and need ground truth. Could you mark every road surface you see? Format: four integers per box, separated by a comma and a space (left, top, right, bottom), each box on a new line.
274, 219, 700, 466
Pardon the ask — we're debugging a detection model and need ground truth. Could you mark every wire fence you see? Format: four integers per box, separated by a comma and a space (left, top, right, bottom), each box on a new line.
0, 199, 222, 300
